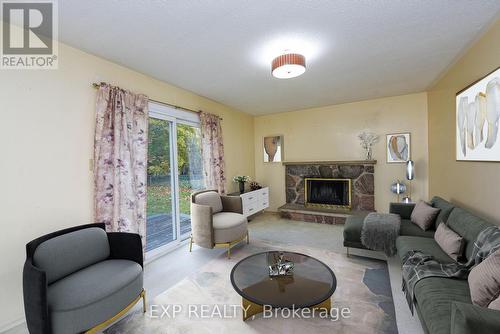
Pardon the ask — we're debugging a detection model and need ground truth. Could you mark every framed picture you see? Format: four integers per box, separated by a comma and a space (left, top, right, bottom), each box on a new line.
263, 135, 283, 162
456, 67, 500, 162
386, 133, 411, 163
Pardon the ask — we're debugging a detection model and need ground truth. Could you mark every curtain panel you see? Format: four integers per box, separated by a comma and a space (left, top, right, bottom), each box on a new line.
94, 84, 149, 250
200, 112, 226, 194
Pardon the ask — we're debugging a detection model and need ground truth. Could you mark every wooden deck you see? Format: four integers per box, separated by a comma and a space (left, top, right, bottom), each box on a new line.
146, 213, 192, 252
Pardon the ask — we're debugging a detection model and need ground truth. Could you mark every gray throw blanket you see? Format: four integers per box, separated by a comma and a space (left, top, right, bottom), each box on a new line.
402, 226, 500, 314
361, 213, 401, 256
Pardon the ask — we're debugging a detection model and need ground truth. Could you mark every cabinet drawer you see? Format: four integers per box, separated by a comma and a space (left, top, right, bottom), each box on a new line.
243, 203, 259, 216
242, 193, 258, 204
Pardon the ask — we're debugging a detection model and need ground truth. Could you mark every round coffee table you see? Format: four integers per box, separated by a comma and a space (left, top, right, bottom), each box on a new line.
230, 251, 337, 320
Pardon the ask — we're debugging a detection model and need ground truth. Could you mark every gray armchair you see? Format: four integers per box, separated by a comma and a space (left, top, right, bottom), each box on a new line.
189, 189, 249, 258
23, 223, 145, 334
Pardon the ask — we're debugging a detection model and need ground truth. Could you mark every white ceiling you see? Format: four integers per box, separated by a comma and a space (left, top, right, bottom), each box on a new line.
59, 1, 500, 115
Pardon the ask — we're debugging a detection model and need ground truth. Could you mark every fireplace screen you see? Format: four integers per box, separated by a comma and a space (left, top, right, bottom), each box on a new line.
305, 178, 352, 209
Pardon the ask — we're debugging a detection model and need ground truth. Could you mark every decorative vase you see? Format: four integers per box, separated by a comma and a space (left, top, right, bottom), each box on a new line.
365, 147, 373, 160
239, 181, 245, 194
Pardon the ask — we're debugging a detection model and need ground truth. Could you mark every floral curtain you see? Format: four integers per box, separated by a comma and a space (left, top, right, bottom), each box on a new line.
94, 84, 149, 249
200, 112, 226, 194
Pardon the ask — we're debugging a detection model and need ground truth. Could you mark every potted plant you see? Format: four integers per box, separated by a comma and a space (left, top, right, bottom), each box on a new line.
233, 175, 251, 194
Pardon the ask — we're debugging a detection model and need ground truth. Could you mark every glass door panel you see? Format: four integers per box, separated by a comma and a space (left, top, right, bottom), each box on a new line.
146, 118, 177, 252
177, 123, 203, 240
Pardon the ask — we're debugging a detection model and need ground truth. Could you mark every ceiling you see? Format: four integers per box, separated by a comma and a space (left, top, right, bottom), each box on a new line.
59, 1, 500, 115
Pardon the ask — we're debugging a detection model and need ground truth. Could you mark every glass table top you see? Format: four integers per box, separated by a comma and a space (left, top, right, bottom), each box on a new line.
230, 251, 337, 308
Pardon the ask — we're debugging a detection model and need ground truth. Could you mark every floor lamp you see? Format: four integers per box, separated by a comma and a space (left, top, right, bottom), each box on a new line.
403, 160, 415, 203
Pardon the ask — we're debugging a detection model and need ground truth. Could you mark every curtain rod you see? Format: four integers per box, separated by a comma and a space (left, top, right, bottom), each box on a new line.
91, 82, 222, 120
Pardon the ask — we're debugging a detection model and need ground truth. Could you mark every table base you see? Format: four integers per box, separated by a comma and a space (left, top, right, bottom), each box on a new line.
242, 297, 332, 321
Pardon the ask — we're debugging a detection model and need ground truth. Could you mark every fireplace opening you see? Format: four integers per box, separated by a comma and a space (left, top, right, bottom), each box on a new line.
305, 178, 351, 209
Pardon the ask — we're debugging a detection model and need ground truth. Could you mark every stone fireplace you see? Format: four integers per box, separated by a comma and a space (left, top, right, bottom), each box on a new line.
305, 178, 351, 209
279, 160, 375, 224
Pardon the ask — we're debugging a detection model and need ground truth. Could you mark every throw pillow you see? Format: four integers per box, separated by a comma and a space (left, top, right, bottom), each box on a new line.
489, 295, 500, 311
434, 223, 464, 261
411, 200, 441, 231
469, 248, 500, 308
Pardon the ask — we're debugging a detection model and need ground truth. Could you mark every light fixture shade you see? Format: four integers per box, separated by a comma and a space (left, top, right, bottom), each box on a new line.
406, 160, 415, 180
390, 181, 406, 195
272, 53, 306, 79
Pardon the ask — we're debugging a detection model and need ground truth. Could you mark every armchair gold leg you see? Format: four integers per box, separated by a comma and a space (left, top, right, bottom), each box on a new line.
227, 246, 231, 259
84, 289, 146, 333
189, 235, 193, 252
142, 290, 146, 313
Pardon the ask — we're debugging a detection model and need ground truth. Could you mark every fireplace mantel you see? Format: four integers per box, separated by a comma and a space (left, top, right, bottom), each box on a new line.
282, 160, 377, 166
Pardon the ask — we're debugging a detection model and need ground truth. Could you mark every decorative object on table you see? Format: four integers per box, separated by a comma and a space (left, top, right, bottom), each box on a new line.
390, 180, 407, 202
358, 130, 379, 160
267, 251, 294, 277
403, 159, 415, 203
456, 67, 500, 161
263, 135, 283, 162
386, 133, 411, 163
232, 175, 251, 194
249, 181, 262, 191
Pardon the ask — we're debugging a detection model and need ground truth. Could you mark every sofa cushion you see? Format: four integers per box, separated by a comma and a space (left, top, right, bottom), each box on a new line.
430, 196, 455, 228
396, 236, 455, 264
48, 259, 143, 334
343, 215, 366, 247
468, 249, 500, 307
489, 295, 500, 310
451, 301, 500, 333
434, 223, 464, 262
195, 191, 223, 213
411, 200, 441, 231
34, 227, 110, 284
446, 208, 493, 261
213, 212, 247, 243
400, 219, 435, 238
414, 277, 471, 334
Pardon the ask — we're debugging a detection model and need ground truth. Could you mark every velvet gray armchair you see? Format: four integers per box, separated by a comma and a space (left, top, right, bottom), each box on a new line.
23, 223, 145, 334
189, 189, 249, 258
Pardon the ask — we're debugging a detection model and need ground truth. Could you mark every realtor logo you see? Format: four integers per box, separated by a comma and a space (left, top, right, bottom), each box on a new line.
1, 0, 58, 69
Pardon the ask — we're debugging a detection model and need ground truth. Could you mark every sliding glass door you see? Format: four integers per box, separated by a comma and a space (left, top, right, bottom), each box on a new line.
177, 123, 203, 240
146, 118, 176, 252
146, 103, 202, 256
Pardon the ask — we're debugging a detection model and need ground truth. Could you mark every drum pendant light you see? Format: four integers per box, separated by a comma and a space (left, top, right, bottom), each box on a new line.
271, 53, 306, 79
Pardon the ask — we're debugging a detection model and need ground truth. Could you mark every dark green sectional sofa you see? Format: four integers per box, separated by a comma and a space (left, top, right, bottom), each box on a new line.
343, 196, 500, 334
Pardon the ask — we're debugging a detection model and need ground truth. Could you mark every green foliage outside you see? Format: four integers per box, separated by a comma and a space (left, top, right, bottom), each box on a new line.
147, 119, 203, 217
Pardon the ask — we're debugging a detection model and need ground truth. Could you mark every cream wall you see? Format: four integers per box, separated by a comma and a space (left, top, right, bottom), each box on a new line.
254, 93, 429, 212
0, 42, 254, 329
428, 20, 500, 224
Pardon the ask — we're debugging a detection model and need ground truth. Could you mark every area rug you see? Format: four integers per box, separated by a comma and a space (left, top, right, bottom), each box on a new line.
106, 239, 397, 334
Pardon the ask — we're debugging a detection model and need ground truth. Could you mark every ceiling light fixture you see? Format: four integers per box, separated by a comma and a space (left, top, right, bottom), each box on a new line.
271, 53, 306, 79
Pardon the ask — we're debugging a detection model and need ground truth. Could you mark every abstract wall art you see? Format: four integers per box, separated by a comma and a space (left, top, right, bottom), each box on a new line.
456, 67, 500, 161
263, 135, 283, 162
386, 133, 411, 163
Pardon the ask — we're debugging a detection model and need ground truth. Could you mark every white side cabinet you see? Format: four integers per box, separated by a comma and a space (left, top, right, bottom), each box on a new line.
230, 187, 269, 217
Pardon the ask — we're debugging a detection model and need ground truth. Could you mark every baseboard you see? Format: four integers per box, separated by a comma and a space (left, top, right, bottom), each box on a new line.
0, 317, 26, 333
